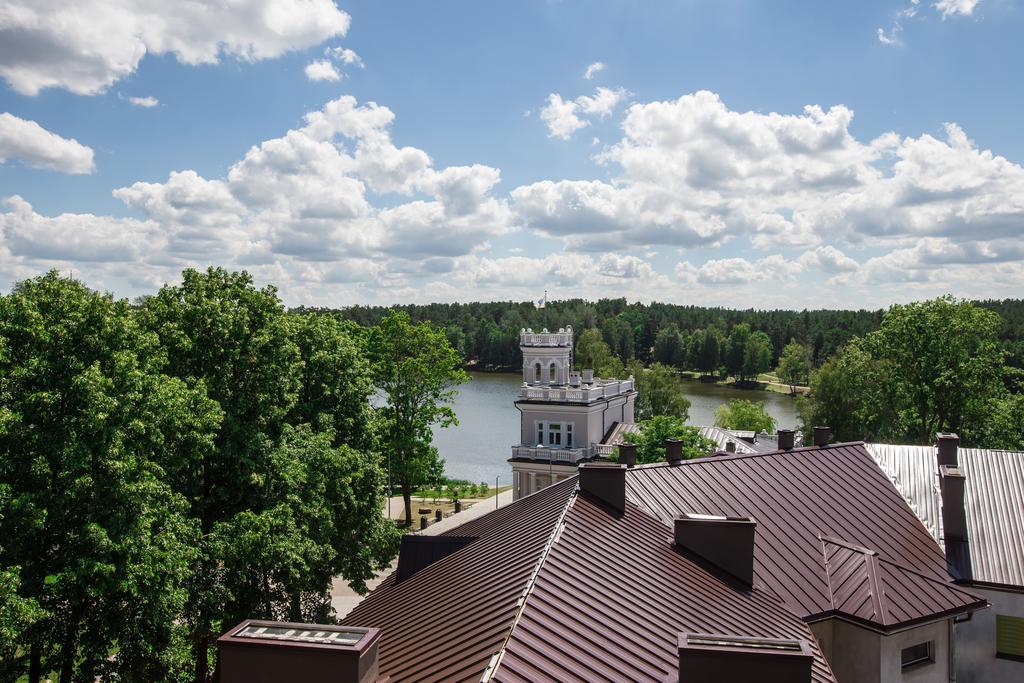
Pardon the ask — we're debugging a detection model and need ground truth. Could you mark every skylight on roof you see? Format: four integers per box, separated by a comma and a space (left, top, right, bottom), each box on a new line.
686, 635, 804, 652
233, 624, 367, 647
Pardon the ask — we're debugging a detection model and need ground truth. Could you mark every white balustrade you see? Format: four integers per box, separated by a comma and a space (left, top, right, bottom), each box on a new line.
511, 445, 589, 462
520, 378, 637, 403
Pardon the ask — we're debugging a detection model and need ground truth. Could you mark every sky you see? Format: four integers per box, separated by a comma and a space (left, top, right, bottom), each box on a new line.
0, 0, 1022, 309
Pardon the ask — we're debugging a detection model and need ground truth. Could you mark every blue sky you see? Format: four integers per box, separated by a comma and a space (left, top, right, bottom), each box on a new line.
1, 0, 1022, 308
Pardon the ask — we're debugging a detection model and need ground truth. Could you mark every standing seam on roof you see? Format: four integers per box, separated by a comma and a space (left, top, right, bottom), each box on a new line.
481, 490, 578, 682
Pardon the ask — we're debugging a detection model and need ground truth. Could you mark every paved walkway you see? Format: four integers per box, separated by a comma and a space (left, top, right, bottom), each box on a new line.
331, 488, 515, 618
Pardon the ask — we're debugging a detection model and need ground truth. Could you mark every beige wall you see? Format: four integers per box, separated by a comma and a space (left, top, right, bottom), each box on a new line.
517, 393, 635, 448
881, 620, 950, 683
954, 586, 1023, 683
519, 403, 600, 446
811, 618, 951, 683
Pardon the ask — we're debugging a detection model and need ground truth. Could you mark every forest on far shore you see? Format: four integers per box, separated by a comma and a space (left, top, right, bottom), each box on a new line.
301, 297, 1024, 374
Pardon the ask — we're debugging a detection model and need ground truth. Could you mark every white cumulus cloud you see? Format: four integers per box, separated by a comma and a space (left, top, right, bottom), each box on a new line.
798, 246, 860, 273
514, 90, 1024, 265
120, 93, 159, 107
0, 0, 351, 95
0, 95, 515, 300
0, 113, 95, 174
935, 0, 981, 18
539, 87, 630, 140
583, 61, 605, 80
325, 46, 364, 67
305, 59, 341, 82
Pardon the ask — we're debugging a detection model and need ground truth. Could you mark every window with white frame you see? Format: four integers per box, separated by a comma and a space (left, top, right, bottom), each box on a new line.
548, 422, 562, 446
535, 421, 574, 448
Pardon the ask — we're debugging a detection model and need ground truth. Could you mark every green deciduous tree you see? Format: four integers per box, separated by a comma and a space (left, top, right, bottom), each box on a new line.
714, 399, 777, 433
725, 323, 751, 379
0, 272, 216, 682
621, 416, 719, 464
216, 425, 398, 622
600, 315, 635, 363
367, 312, 468, 526
690, 327, 724, 377
631, 362, 691, 420
866, 296, 1005, 443
800, 297, 1008, 446
140, 268, 395, 682
798, 338, 900, 443
963, 393, 1024, 451
575, 328, 625, 377
741, 331, 773, 382
778, 340, 812, 392
653, 324, 685, 367
288, 313, 374, 449
0, 484, 43, 679
140, 267, 301, 681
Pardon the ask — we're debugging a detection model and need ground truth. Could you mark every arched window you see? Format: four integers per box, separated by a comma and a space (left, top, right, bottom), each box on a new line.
534, 362, 542, 383
549, 362, 558, 384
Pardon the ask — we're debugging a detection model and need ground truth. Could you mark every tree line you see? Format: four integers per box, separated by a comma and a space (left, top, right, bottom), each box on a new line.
311, 298, 1024, 376
798, 296, 1024, 450
0, 269, 464, 682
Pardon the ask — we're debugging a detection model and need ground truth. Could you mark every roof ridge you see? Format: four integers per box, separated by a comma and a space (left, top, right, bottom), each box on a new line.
819, 535, 878, 556
873, 553, 978, 595
631, 441, 870, 470
863, 552, 887, 625
482, 488, 579, 682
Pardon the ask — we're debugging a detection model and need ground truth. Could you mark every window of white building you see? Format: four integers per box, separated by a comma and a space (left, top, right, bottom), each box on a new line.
535, 421, 574, 448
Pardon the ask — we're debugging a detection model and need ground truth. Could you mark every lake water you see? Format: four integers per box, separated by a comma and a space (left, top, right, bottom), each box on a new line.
433, 372, 800, 484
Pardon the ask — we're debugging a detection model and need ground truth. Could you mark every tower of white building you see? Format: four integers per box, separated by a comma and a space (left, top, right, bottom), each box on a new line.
509, 326, 637, 499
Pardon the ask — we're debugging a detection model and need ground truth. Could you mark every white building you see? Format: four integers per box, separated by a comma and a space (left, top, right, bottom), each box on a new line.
866, 436, 1024, 682
509, 326, 636, 500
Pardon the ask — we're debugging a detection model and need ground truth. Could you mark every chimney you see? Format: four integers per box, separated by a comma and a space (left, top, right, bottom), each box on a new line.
725, 441, 737, 453
578, 462, 627, 513
674, 514, 756, 586
812, 426, 831, 447
937, 432, 959, 467
939, 465, 968, 542
676, 632, 814, 683
395, 535, 476, 583
665, 439, 684, 465
776, 429, 795, 451
582, 368, 594, 383
617, 442, 637, 468
218, 620, 380, 683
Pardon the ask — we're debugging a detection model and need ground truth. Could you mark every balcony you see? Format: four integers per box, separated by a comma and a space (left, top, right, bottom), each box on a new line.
511, 445, 590, 463
519, 329, 573, 347
518, 377, 635, 403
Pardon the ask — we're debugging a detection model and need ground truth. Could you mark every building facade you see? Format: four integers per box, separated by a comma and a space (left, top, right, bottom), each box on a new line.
866, 438, 1024, 682
509, 326, 636, 500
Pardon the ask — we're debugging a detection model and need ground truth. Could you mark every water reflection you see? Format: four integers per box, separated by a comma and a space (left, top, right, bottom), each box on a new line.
432, 372, 800, 483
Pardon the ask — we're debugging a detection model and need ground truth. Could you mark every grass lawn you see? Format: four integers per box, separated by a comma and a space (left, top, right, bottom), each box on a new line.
397, 486, 513, 525
411, 484, 511, 501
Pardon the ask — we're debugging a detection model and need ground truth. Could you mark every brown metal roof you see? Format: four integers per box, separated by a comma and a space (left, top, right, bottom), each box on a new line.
342, 441, 986, 682
340, 478, 577, 683
866, 443, 1024, 590
624, 442, 986, 631
821, 537, 986, 629
490, 495, 836, 682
